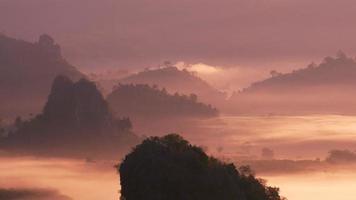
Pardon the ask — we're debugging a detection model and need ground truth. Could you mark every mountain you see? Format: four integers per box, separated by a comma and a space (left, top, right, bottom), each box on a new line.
118, 66, 226, 107
42, 75, 112, 131
0, 75, 137, 158
0, 34, 84, 118
107, 83, 218, 119
230, 52, 356, 114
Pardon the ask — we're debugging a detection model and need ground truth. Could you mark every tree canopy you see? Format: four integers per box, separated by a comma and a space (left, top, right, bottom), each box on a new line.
118, 134, 284, 200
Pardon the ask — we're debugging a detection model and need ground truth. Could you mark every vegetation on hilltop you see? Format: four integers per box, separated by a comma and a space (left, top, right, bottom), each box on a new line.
119, 134, 284, 200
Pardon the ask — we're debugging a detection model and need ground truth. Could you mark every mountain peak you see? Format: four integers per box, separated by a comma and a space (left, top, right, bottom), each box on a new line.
0, 34, 84, 118
119, 66, 226, 108
43, 75, 110, 131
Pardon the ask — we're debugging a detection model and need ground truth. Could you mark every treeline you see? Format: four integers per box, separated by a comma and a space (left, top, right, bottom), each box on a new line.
107, 84, 218, 118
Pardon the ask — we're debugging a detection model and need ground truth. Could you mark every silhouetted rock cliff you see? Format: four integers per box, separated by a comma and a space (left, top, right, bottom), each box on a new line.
43, 75, 112, 131
0, 76, 137, 158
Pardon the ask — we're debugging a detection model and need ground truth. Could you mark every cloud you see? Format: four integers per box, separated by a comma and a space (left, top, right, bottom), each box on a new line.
175, 62, 269, 92
176, 62, 221, 75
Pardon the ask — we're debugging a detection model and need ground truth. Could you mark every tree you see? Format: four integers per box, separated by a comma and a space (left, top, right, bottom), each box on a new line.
118, 134, 284, 200
14, 116, 23, 129
307, 62, 316, 69
189, 93, 198, 102
270, 70, 281, 78
336, 50, 347, 59
0, 118, 5, 137
217, 145, 224, 153
163, 61, 172, 68
325, 149, 356, 164
38, 34, 55, 46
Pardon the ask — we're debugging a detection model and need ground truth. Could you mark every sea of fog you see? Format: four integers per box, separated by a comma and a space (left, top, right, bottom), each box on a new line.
1, 157, 356, 200
179, 115, 356, 159
2, 115, 356, 200
265, 172, 356, 200
0, 157, 120, 200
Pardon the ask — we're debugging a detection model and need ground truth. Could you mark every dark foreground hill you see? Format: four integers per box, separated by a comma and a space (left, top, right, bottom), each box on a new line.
0, 75, 138, 158
119, 134, 284, 200
230, 52, 356, 114
119, 66, 226, 107
0, 34, 84, 118
107, 84, 218, 119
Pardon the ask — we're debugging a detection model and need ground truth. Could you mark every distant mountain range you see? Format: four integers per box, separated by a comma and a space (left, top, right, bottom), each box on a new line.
230, 52, 356, 114
118, 66, 226, 107
5, 34, 356, 116
0, 34, 84, 118
0, 34, 224, 120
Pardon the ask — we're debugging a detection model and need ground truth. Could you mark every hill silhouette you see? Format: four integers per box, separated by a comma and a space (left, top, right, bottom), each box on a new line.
0, 75, 137, 158
118, 66, 226, 107
0, 34, 84, 118
119, 134, 284, 200
107, 84, 218, 120
230, 52, 356, 114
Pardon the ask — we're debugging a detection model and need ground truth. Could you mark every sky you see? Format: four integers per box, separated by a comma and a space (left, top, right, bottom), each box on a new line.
1, 0, 356, 88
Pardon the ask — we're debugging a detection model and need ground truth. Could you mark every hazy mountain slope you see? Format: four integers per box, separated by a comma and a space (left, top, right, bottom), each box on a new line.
119, 67, 226, 107
230, 52, 356, 114
0, 34, 84, 118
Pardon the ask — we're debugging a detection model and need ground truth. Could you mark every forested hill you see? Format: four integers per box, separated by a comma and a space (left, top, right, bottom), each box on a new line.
118, 66, 226, 107
107, 84, 218, 119
230, 52, 356, 114
242, 52, 356, 93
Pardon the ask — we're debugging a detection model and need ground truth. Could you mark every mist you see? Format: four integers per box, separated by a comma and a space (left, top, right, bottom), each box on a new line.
0, 157, 119, 200
2, 1, 356, 199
